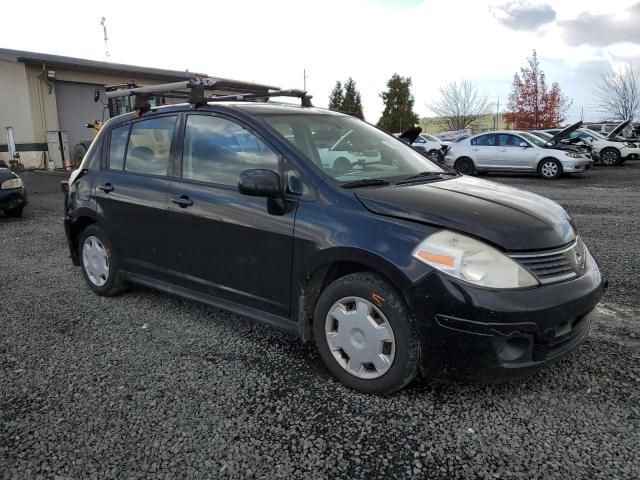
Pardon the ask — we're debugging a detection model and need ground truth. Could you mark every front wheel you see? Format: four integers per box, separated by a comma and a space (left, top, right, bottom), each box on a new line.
538, 158, 562, 179
428, 149, 443, 163
600, 148, 621, 166
79, 224, 126, 296
4, 207, 23, 218
313, 273, 420, 394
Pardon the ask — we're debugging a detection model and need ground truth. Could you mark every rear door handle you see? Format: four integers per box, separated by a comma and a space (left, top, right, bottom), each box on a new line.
98, 183, 114, 193
171, 195, 194, 208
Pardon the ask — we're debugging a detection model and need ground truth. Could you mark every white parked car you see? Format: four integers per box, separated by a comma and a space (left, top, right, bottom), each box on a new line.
444, 126, 593, 179
546, 121, 640, 166
393, 131, 446, 162
318, 129, 381, 171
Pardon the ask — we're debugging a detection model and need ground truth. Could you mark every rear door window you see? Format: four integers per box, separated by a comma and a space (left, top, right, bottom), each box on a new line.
472, 134, 497, 146
125, 116, 177, 176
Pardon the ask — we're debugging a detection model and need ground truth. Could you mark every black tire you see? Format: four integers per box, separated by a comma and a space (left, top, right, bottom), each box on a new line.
71, 144, 88, 168
333, 157, 352, 172
4, 207, 23, 218
454, 157, 475, 175
538, 158, 562, 179
78, 224, 126, 296
313, 272, 420, 394
428, 149, 443, 163
600, 148, 621, 166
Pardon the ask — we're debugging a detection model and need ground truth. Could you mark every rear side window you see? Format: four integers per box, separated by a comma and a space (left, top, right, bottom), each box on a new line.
472, 134, 496, 146
182, 115, 279, 186
125, 116, 177, 176
108, 125, 129, 170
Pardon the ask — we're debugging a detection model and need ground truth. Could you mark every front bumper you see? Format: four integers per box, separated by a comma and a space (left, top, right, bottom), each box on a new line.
622, 147, 640, 160
560, 158, 593, 173
408, 250, 604, 382
0, 187, 28, 212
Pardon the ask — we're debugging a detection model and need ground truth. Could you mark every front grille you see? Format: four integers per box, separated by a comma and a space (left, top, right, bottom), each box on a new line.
510, 238, 587, 285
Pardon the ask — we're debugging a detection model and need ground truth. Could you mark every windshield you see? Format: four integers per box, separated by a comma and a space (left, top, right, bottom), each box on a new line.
533, 131, 553, 140
588, 129, 607, 139
421, 133, 440, 142
519, 132, 546, 147
259, 114, 443, 182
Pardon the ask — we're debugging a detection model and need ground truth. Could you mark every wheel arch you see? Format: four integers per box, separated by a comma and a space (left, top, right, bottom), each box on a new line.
68, 210, 101, 265
295, 250, 412, 343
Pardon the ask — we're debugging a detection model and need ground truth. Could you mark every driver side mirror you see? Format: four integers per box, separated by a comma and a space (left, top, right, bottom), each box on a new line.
238, 169, 282, 198
520, 142, 529, 148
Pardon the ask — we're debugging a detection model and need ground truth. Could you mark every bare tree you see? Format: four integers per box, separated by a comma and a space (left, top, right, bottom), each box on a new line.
428, 80, 489, 130
593, 64, 640, 121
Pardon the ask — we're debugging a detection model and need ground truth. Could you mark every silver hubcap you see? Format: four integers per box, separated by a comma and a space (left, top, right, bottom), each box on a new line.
325, 297, 396, 379
429, 152, 440, 162
602, 151, 616, 165
82, 236, 109, 287
541, 162, 558, 177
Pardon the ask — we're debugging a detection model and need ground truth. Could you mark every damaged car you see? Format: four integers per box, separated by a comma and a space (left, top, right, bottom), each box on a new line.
62, 79, 604, 393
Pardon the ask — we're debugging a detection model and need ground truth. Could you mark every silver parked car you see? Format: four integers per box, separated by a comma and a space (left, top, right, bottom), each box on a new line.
444, 127, 593, 179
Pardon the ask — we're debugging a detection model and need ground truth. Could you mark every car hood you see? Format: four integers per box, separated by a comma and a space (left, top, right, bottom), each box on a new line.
0, 168, 18, 183
354, 176, 575, 251
398, 127, 422, 144
548, 121, 582, 145
606, 119, 630, 140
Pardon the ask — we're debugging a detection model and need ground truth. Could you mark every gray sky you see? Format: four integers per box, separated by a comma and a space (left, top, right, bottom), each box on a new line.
2, 0, 639, 123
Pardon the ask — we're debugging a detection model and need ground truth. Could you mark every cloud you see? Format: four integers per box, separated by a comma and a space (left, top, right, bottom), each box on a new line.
560, 2, 640, 46
491, 1, 556, 31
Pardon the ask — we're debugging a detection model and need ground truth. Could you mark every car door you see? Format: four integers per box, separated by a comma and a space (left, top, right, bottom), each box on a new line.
497, 134, 536, 171
165, 113, 296, 317
470, 134, 498, 168
93, 115, 178, 278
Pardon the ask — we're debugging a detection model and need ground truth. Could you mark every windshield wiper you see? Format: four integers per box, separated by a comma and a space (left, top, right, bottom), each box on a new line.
396, 171, 457, 185
341, 178, 390, 188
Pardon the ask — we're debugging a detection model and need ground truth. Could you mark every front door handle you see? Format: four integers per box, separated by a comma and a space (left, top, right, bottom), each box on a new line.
98, 183, 114, 193
171, 195, 194, 208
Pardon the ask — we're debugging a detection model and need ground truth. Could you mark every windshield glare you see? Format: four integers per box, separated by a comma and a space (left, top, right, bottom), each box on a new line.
520, 132, 546, 147
259, 114, 443, 182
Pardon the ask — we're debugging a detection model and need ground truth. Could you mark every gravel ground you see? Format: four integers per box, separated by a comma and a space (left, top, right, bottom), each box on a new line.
1, 166, 639, 480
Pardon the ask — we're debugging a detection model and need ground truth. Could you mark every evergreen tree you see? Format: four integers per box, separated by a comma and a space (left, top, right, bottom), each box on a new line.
328, 81, 344, 112
377, 74, 419, 133
341, 77, 365, 119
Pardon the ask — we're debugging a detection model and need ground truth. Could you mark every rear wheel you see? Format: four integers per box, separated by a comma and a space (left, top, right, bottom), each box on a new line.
454, 157, 475, 175
79, 224, 126, 296
538, 158, 562, 179
600, 148, 621, 166
313, 273, 420, 394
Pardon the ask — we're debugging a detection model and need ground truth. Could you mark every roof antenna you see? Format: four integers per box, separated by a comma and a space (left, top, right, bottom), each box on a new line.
101, 17, 111, 58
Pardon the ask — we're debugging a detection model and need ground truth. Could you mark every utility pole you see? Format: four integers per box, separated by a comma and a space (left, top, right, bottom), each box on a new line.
303, 69, 309, 91
581, 107, 584, 122
495, 98, 500, 129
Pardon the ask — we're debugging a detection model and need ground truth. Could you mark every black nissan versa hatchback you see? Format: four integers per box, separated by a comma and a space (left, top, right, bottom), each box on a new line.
63, 80, 604, 394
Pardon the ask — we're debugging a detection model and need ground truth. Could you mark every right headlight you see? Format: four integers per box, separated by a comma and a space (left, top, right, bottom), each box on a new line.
1, 177, 23, 189
412, 230, 538, 289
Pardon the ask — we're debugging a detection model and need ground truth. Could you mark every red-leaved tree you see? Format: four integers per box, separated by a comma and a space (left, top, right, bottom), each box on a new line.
504, 51, 571, 129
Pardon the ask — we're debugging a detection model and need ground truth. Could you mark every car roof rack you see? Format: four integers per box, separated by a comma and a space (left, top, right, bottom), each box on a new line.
105, 77, 313, 114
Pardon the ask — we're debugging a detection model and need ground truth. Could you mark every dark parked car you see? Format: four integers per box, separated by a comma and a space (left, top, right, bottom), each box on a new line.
0, 166, 27, 217
63, 82, 604, 393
